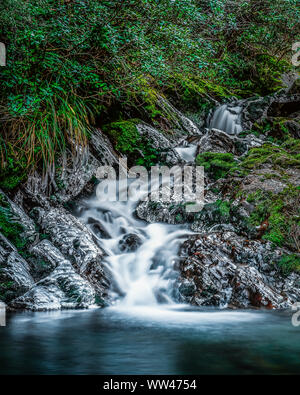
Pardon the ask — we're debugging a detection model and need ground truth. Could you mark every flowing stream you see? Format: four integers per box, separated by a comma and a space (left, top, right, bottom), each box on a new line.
209, 104, 243, 135
79, 181, 191, 307
1, 105, 299, 375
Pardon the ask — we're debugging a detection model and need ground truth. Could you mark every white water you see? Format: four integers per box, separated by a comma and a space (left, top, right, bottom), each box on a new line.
80, 183, 191, 307
78, 104, 245, 309
209, 104, 243, 135
175, 144, 197, 162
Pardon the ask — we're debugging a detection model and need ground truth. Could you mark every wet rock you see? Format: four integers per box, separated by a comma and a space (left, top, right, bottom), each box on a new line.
178, 280, 196, 297
86, 217, 111, 239
10, 241, 95, 311
197, 128, 264, 157
190, 201, 257, 238
119, 234, 142, 252
0, 189, 37, 242
156, 95, 202, 137
137, 123, 181, 165
54, 147, 100, 203
0, 233, 34, 303
178, 232, 299, 309
31, 206, 109, 298
136, 200, 196, 225
90, 128, 121, 167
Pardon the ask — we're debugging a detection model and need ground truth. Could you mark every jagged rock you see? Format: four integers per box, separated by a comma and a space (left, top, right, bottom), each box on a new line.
0, 189, 37, 242
54, 147, 100, 203
198, 128, 237, 154
10, 240, 95, 311
241, 92, 300, 131
178, 232, 300, 309
280, 119, 300, 139
137, 123, 181, 165
236, 165, 300, 194
0, 233, 34, 302
119, 234, 142, 252
90, 128, 121, 167
156, 95, 202, 137
22, 171, 52, 209
197, 128, 264, 156
31, 206, 110, 298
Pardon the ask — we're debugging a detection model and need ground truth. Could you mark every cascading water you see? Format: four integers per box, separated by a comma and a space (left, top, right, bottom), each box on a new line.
79, 183, 190, 307
209, 104, 243, 135
174, 140, 198, 162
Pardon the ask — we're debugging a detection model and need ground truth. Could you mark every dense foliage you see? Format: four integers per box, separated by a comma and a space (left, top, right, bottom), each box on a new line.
0, 0, 299, 173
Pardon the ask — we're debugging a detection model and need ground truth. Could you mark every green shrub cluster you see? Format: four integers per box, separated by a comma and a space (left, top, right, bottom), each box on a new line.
0, 0, 298, 173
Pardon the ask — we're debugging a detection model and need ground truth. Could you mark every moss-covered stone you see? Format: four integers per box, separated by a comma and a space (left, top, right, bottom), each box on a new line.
103, 119, 159, 167
196, 152, 236, 180
244, 186, 300, 249
276, 254, 300, 275
0, 193, 27, 253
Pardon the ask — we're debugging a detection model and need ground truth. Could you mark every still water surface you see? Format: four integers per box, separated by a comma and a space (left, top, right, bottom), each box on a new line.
0, 305, 299, 375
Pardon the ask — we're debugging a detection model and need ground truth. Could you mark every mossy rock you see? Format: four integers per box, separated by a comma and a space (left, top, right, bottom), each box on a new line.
196, 152, 236, 180
275, 254, 300, 275
245, 186, 300, 249
103, 119, 160, 167
0, 194, 27, 253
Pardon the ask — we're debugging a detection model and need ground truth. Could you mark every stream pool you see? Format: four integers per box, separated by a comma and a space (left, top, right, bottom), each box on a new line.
0, 305, 299, 375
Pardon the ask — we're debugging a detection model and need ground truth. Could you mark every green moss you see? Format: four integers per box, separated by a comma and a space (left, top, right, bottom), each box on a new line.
246, 186, 300, 249
0, 194, 27, 252
253, 54, 289, 95
216, 200, 231, 218
276, 254, 300, 275
104, 119, 141, 154
104, 119, 160, 167
196, 152, 236, 180
236, 142, 300, 172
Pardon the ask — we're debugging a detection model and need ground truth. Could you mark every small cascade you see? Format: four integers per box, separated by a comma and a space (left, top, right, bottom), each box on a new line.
79, 182, 190, 307
174, 140, 198, 162
209, 104, 243, 135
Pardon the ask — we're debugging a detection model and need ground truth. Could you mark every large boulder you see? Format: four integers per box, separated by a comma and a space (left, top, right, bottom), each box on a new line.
31, 206, 110, 299
0, 233, 34, 303
10, 240, 95, 311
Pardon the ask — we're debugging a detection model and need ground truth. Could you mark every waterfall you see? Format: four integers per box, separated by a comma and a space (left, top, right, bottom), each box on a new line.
209, 104, 243, 135
79, 182, 190, 307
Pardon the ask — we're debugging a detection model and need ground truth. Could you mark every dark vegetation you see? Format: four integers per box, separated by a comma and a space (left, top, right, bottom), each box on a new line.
0, 0, 299, 178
